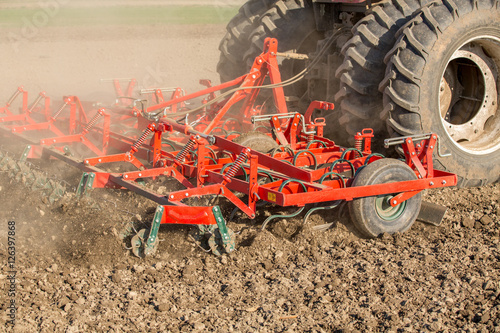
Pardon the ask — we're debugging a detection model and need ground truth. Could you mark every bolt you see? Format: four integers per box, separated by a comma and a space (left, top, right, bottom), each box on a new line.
139, 173, 142, 177
442, 180, 447, 185
185, 193, 189, 197
392, 200, 398, 205
124, 175, 128, 179
430, 181, 434, 186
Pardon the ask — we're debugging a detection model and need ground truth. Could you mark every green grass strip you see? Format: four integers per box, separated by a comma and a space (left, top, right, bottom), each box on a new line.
0, 6, 239, 27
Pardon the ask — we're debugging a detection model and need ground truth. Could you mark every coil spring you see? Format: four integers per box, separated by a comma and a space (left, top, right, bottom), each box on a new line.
84, 110, 104, 132
307, 125, 315, 142
51, 99, 70, 120
28, 94, 44, 113
354, 137, 363, 158
132, 127, 153, 151
175, 137, 196, 163
224, 149, 248, 180
6, 88, 22, 106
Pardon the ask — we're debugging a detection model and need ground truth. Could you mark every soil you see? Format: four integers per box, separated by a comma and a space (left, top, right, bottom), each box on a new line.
0, 15, 499, 333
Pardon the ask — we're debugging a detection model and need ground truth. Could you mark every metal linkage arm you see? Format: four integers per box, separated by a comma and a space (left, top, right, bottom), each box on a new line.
39, 108, 111, 156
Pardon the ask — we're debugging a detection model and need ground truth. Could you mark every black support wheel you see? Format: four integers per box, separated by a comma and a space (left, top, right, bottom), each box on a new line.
233, 131, 278, 153
217, 0, 278, 83
348, 159, 422, 238
381, 0, 500, 187
328, 0, 428, 145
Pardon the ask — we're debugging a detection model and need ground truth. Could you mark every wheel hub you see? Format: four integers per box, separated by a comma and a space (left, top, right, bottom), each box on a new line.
375, 196, 406, 222
439, 39, 500, 154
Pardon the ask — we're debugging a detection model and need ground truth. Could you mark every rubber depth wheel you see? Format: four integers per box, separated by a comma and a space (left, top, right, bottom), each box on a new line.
348, 159, 422, 238
381, 0, 500, 187
327, 0, 427, 146
233, 131, 278, 153
217, 0, 278, 83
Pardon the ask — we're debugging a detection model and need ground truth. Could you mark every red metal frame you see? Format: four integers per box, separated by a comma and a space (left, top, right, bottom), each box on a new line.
0, 38, 457, 231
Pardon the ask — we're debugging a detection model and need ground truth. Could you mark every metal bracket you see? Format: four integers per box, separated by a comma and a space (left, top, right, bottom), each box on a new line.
63, 146, 73, 156
77, 172, 95, 196
384, 133, 451, 157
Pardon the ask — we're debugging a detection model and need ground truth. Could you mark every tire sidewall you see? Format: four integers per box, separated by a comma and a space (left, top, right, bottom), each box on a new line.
416, 10, 500, 182
349, 159, 422, 238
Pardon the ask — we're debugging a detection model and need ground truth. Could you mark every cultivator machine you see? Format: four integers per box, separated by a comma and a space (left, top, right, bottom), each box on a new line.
0, 39, 457, 256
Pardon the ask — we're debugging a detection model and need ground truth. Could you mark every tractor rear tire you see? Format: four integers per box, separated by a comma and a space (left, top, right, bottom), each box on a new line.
348, 158, 422, 238
329, 0, 430, 145
217, 0, 278, 83
222, 0, 322, 100
381, 0, 500, 187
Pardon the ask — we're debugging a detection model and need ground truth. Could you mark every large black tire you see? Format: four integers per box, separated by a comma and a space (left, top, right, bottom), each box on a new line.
348, 158, 422, 238
226, 0, 322, 100
381, 0, 500, 187
329, 0, 429, 145
217, 0, 278, 83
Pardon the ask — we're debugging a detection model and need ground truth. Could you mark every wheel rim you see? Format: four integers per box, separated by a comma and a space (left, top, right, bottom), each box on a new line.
439, 36, 500, 155
375, 196, 406, 222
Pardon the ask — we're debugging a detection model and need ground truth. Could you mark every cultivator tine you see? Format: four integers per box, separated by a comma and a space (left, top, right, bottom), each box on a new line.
131, 228, 159, 258
17, 163, 34, 183
131, 229, 148, 258
145, 206, 163, 255
131, 212, 161, 258
207, 206, 235, 256
0, 152, 10, 171
48, 182, 66, 204
31, 173, 49, 191
77, 172, 96, 197
8, 160, 21, 179
303, 201, 341, 224
0, 148, 67, 202
130, 206, 162, 257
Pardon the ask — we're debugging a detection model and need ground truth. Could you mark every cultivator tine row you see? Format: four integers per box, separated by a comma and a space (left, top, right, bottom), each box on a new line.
0, 38, 458, 257
0, 149, 66, 203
